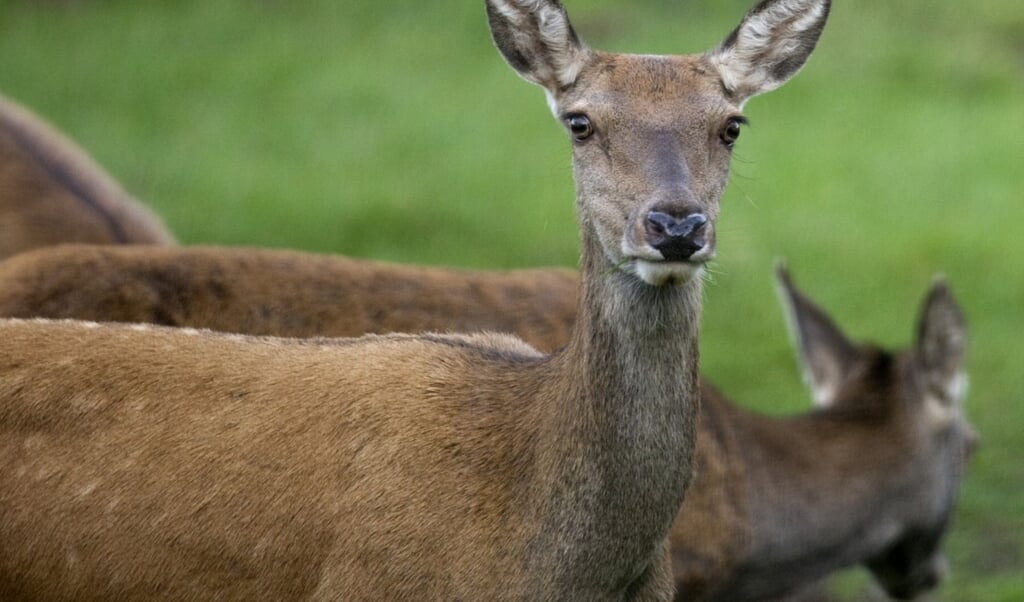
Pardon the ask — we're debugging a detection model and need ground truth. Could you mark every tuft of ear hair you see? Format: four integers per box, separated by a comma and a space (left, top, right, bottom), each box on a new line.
707, 0, 831, 104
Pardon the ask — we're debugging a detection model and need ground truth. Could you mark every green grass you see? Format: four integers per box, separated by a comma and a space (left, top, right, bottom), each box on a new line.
2, 0, 1022, 598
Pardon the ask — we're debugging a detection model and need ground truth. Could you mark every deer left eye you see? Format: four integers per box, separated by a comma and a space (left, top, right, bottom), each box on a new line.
566, 114, 594, 141
721, 117, 745, 147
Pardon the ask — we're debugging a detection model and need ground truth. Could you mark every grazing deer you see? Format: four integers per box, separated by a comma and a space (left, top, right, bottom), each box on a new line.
0, 243, 972, 600
0, 94, 175, 260
0, 0, 829, 599
677, 264, 975, 601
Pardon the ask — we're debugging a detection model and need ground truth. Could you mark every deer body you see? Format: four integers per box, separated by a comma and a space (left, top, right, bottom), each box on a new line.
0, 243, 971, 600
0, 1, 831, 598
0, 94, 175, 259
0, 213, 695, 601
1, 322, 547, 600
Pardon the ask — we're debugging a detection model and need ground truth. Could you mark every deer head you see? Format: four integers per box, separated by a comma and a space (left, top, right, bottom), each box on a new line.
486, 0, 831, 286
777, 264, 976, 599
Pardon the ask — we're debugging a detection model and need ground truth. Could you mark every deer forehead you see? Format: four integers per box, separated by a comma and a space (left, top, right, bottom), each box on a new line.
559, 54, 735, 117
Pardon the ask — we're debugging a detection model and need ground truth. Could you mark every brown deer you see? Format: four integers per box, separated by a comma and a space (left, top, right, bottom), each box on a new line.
0, 94, 175, 260
682, 264, 974, 601
0, 0, 829, 599
0, 243, 972, 600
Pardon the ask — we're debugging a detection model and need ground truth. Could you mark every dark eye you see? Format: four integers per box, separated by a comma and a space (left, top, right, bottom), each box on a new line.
721, 117, 745, 147
566, 113, 593, 141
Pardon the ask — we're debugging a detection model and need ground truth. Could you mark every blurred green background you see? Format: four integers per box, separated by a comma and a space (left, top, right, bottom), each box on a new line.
1, 0, 1021, 598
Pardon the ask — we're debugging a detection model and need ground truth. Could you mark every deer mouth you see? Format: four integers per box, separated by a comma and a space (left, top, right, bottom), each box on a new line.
630, 254, 711, 286
617, 241, 716, 286
620, 216, 716, 286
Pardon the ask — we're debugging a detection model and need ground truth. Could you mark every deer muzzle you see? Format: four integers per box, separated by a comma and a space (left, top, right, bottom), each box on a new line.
644, 211, 708, 262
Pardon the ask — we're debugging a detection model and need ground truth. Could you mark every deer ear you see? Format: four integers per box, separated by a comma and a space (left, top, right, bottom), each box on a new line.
914, 277, 968, 409
775, 261, 859, 407
707, 0, 831, 105
485, 0, 590, 93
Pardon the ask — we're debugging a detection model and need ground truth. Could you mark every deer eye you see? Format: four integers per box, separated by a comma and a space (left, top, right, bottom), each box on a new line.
565, 114, 594, 141
721, 116, 746, 148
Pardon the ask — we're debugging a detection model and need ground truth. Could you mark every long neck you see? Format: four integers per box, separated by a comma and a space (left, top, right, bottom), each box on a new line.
714, 403, 909, 600
527, 228, 702, 596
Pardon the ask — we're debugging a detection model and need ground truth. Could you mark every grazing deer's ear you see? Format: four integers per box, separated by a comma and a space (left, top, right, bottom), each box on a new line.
485, 0, 590, 93
775, 261, 859, 407
707, 0, 831, 105
914, 277, 968, 410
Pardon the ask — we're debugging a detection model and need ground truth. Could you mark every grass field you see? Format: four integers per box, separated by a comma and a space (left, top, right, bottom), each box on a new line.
2, 0, 1022, 598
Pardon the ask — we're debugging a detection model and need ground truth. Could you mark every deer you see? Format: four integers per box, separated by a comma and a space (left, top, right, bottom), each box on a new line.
678, 264, 975, 601
0, 241, 973, 600
0, 0, 830, 599
0, 93, 175, 260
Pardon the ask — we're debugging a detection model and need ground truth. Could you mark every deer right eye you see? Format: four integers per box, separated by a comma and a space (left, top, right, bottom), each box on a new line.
565, 114, 594, 141
720, 116, 747, 148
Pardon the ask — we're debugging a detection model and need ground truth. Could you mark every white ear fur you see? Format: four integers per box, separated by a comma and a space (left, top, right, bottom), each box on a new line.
708, 0, 830, 105
775, 279, 835, 407
486, 0, 590, 92
774, 260, 857, 408
916, 276, 968, 417
924, 373, 967, 429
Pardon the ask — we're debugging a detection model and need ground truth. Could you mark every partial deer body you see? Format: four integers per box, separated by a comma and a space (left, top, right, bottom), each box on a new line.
0, 94, 175, 259
0, 1, 828, 599
0, 244, 580, 347
678, 265, 974, 601
0, 243, 970, 600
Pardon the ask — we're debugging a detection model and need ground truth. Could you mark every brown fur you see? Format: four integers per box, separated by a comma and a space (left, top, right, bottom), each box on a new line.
0, 246, 970, 600
0, 243, 750, 591
0, 94, 175, 260
0, 244, 578, 346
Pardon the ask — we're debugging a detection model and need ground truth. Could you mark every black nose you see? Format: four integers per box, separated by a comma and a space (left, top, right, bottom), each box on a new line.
645, 211, 707, 261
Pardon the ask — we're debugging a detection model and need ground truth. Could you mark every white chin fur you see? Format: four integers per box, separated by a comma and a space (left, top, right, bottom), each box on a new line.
633, 260, 703, 286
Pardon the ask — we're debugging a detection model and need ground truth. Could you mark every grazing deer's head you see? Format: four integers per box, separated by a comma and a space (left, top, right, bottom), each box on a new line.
486, 0, 831, 286
777, 265, 975, 600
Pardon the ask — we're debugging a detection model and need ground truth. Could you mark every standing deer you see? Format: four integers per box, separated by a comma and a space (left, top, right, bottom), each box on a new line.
0, 0, 829, 599
0, 243, 972, 600
0, 94, 175, 259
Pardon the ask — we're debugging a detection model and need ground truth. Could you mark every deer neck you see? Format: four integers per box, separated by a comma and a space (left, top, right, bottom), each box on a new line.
526, 228, 701, 596
715, 401, 911, 599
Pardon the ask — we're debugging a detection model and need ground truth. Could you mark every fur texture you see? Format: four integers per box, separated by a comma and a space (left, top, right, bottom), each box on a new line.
0, 248, 971, 600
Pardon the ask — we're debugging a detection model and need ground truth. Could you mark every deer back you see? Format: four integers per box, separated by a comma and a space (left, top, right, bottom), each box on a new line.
0, 244, 578, 348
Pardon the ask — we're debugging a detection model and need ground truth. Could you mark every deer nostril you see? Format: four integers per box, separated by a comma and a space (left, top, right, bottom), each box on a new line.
647, 212, 706, 238
645, 211, 708, 261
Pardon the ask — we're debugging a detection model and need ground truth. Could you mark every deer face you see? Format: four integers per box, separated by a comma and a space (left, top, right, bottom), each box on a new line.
555, 54, 739, 286
485, 0, 831, 286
